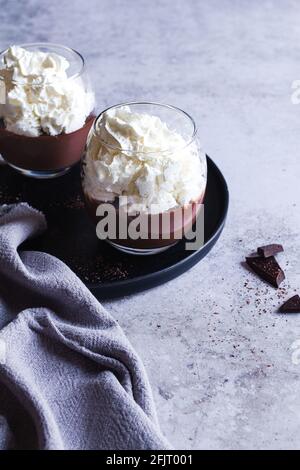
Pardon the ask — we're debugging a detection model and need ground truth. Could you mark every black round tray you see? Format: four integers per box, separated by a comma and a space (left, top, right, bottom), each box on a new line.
0, 157, 229, 299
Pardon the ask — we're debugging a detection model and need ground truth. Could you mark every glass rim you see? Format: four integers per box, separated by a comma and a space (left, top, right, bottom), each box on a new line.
92, 101, 198, 154
0, 42, 85, 84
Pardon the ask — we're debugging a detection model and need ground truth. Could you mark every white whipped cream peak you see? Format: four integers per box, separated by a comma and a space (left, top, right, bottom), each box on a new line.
98, 106, 189, 155
2, 45, 70, 83
83, 106, 206, 214
0, 45, 94, 136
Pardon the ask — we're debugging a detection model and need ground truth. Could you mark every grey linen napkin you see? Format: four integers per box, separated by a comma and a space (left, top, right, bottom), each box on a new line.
0, 203, 170, 450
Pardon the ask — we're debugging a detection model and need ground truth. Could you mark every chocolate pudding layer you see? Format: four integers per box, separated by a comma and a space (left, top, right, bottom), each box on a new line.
84, 191, 205, 250
0, 116, 94, 171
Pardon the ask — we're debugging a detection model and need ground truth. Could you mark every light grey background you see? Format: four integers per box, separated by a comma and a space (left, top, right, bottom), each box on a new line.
1, 0, 300, 450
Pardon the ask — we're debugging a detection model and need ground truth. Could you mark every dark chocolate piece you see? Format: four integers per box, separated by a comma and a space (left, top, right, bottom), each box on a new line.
279, 295, 300, 313
257, 244, 284, 258
245, 255, 285, 288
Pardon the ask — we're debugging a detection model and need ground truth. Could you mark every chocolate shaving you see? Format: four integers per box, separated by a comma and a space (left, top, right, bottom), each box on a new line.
257, 244, 284, 258
245, 255, 285, 288
279, 295, 300, 313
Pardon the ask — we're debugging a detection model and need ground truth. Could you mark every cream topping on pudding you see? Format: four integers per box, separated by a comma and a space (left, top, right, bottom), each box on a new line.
0, 45, 94, 137
83, 106, 206, 214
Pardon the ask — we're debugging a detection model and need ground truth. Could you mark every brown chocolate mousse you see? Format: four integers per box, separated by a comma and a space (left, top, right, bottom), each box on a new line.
0, 116, 94, 172
84, 191, 205, 250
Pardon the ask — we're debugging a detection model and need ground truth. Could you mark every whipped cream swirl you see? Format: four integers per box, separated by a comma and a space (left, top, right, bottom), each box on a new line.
83, 106, 206, 214
0, 45, 94, 136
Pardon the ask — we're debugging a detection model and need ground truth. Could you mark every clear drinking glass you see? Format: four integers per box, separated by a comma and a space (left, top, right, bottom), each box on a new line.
82, 102, 207, 255
0, 43, 95, 178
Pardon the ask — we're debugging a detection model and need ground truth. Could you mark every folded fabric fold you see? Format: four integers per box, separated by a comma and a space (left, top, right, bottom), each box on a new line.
0, 203, 170, 450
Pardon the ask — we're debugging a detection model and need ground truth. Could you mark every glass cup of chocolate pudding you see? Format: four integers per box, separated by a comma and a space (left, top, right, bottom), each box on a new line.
0, 43, 95, 178
82, 102, 207, 255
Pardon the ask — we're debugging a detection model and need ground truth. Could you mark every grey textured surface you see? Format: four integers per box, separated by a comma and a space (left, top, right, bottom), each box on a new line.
1, 0, 300, 450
